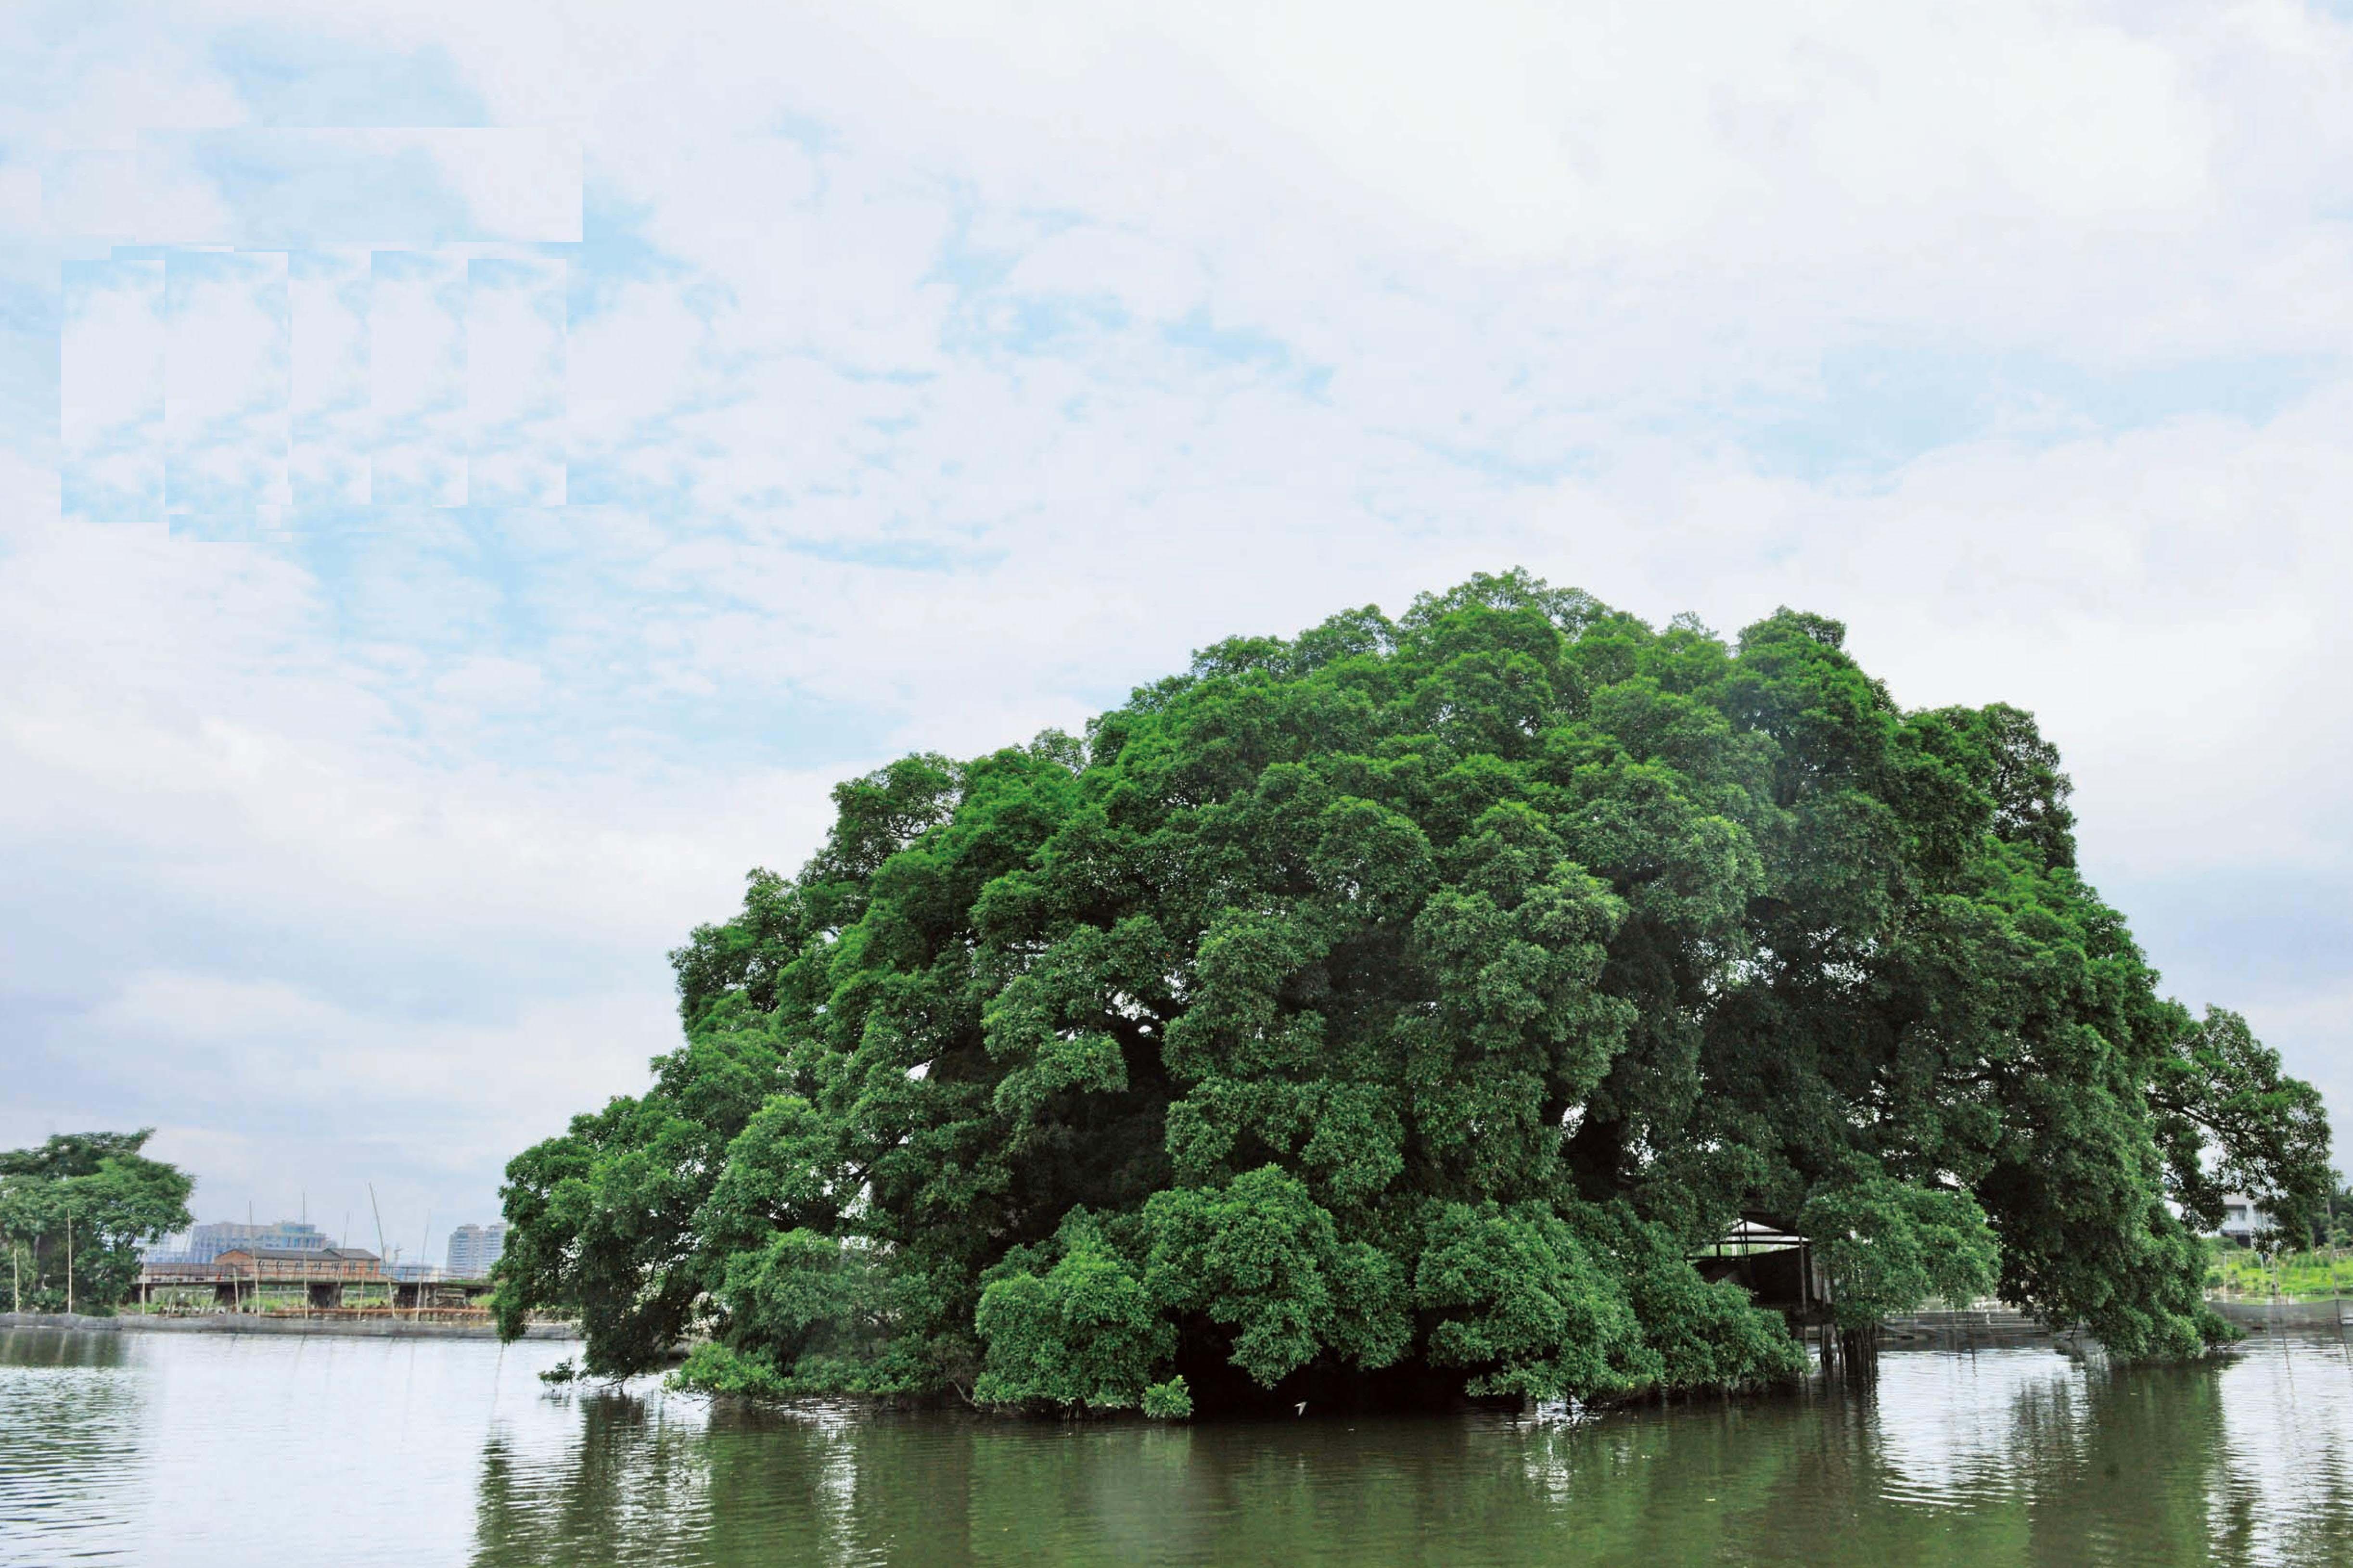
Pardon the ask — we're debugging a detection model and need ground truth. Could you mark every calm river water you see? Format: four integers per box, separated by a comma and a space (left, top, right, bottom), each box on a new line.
5, 1326, 2353, 1566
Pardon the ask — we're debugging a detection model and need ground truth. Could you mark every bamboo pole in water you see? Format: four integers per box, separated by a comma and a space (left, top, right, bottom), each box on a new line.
368, 1183, 388, 1316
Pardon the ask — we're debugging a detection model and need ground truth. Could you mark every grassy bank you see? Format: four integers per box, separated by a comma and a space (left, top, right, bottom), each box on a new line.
2206, 1242, 2353, 1303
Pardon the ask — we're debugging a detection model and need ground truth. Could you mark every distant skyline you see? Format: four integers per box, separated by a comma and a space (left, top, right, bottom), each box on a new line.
446, 1222, 506, 1279
7, 2, 2353, 1236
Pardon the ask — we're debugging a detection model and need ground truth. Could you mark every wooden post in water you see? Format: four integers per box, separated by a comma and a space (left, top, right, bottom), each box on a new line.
64, 1206, 73, 1316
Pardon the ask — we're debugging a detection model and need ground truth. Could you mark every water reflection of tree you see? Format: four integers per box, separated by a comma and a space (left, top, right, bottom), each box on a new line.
2004, 1360, 2223, 1566
459, 1394, 1934, 1566
465, 1356, 2353, 1567
0, 1325, 129, 1371
695, 1404, 993, 1564
2199, 1341, 2353, 1568
0, 1330, 147, 1552
473, 1394, 992, 1566
1943, 1348, 2353, 1568
473, 1390, 716, 1567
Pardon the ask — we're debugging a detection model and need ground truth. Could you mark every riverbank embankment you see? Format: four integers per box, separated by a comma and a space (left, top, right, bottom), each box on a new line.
0, 1311, 580, 1340
1881, 1300, 2349, 1347
2212, 1299, 2350, 1329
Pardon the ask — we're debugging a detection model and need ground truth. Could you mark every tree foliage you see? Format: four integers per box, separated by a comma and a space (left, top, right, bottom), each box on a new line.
0, 1130, 193, 1313
496, 572, 2331, 1408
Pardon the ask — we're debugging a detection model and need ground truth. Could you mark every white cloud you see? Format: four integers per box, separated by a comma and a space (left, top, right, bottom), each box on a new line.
289, 248, 372, 507
466, 255, 567, 505
42, 149, 148, 239
368, 249, 467, 505
166, 249, 291, 517
29, 972, 677, 1240
116, 129, 581, 248
60, 257, 165, 522
1000, 226, 1206, 321
566, 280, 707, 450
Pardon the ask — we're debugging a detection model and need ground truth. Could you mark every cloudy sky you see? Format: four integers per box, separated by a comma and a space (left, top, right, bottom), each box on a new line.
5, 0, 2351, 1260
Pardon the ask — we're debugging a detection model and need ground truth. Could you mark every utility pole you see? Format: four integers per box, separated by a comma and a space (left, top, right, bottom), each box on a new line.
64, 1205, 73, 1316
369, 1184, 388, 1313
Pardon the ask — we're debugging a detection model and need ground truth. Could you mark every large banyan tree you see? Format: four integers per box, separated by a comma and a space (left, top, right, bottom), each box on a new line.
496, 573, 2331, 1414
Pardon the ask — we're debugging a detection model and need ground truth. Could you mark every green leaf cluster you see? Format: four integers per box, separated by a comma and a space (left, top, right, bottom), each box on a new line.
496, 572, 2331, 1405
0, 1130, 194, 1313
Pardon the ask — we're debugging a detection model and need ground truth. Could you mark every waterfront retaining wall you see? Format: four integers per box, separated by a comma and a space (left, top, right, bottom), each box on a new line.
0, 1312, 123, 1332
0, 1311, 579, 1340
2211, 1299, 2349, 1329
1880, 1300, 2350, 1345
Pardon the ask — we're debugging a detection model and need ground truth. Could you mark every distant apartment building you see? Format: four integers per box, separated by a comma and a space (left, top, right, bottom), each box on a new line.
142, 1233, 191, 1264
2217, 1195, 2273, 1243
146, 1220, 332, 1264
446, 1223, 508, 1279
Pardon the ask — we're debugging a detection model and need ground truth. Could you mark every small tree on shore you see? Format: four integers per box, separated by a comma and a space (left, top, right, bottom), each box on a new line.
0, 1132, 193, 1314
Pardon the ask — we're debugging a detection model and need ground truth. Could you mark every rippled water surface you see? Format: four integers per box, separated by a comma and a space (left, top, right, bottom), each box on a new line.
6, 1327, 2353, 1566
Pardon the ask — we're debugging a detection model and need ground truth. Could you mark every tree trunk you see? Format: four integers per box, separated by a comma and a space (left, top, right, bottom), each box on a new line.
1836, 1323, 1876, 1380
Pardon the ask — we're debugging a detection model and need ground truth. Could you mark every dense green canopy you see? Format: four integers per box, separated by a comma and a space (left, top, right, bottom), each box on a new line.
496, 573, 2331, 1412
0, 1130, 194, 1313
